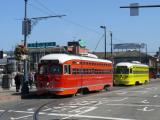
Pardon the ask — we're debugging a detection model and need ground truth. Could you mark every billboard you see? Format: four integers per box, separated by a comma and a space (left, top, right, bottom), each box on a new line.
27, 42, 56, 48
114, 43, 145, 49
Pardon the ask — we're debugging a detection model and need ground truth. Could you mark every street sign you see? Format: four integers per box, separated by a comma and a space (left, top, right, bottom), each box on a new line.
130, 3, 139, 16
22, 19, 31, 35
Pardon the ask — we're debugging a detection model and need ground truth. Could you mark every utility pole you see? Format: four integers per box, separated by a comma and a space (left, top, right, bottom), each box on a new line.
100, 26, 107, 59
21, 0, 66, 96
145, 44, 147, 64
110, 31, 113, 58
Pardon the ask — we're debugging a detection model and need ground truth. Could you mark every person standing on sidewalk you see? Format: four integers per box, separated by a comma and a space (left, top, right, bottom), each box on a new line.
14, 72, 21, 92
28, 72, 34, 89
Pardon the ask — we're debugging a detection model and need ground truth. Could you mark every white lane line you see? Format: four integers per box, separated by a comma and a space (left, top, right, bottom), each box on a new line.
104, 103, 160, 107
110, 97, 128, 102
0, 110, 5, 112
115, 90, 147, 93
153, 95, 158, 98
61, 97, 128, 119
141, 100, 149, 104
137, 107, 154, 112
11, 110, 34, 114
42, 108, 52, 112
9, 110, 135, 120
116, 91, 127, 95
10, 115, 32, 120
47, 113, 135, 120
68, 106, 97, 113
146, 87, 158, 90
27, 108, 35, 111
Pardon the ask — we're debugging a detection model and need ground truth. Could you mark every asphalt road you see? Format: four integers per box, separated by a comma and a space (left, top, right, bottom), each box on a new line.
0, 79, 160, 120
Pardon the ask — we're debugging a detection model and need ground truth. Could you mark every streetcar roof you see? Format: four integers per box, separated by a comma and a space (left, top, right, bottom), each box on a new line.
116, 62, 148, 68
40, 53, 112, 64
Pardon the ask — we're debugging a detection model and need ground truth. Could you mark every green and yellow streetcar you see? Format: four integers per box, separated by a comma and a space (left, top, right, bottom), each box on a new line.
114, 61, 149, 85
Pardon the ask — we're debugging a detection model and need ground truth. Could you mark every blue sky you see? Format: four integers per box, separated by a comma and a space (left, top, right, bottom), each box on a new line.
0, 0, 160, 55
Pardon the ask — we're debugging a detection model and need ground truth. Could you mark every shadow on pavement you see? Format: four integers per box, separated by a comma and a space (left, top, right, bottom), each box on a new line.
19, 91, 74, 100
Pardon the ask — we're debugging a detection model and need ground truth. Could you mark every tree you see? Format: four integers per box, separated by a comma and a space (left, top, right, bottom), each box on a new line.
14, 45, 28, 61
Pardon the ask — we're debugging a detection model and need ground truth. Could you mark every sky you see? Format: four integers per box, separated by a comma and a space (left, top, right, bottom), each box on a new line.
0, 0, 160, 55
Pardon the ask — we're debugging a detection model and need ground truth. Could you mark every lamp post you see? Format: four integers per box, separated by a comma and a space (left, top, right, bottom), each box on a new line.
100, 26, 107, 59
21, 0, 29, 96
110, 31, 113, 58
145, 44, 147, 64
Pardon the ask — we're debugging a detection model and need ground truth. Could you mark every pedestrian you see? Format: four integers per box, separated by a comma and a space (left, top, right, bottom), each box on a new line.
14, 72, 21, 92
28, 72, 34, 89
34, 72, 38, 87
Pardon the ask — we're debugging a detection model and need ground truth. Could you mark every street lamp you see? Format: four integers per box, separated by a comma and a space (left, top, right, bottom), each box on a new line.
21, 0, 66, 96
100, 26, 107, 59
110, 31, 113, 58
21, 0, 29, 96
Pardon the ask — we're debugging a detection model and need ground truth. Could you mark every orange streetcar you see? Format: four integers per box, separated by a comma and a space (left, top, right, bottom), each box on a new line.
36, 53, 113, 96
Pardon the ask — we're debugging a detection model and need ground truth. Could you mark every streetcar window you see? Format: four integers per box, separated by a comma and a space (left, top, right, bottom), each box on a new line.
115, 66, 129, 74
39, 65, 48, 75
50, 65, 62, 74
64, 65, 71, 74
130, 69, 132, 73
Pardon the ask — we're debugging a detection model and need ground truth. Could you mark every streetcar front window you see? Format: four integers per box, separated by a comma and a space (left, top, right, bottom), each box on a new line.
39, 65, 48, 75
50, 65, 62, 74
115, 66, 129, 74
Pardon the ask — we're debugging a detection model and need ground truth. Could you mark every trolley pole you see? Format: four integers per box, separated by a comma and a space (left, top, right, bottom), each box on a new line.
21, 0, 29, 96
100, 26, 107, 59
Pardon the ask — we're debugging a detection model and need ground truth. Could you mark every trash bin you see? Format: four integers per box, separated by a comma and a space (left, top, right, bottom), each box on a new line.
2, 74, 11, 89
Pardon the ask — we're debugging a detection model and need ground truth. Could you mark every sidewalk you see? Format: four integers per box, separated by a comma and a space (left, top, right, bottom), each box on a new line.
0, 86, 20, 104
0, 86, 37, 104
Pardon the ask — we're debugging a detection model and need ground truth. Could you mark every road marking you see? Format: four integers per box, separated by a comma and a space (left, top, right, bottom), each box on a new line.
146, 87, 158, 90
68, 106, 97, 114
61, 98, 128, 119
114, 90, 148, 95
0, 110, 5, 112
137, 107, 154, 112
141, 100, 149, 104
27, 108, 34, 111
9, 110, 135, 120
104, 103, 160, 107
153, 95, 158, 98
130, 91, 147, 93
47, 113, 135, 120
116, 91, 127, 95
42, 108, 52, 112
10, 115, 32, 120
11, 110, 34, 114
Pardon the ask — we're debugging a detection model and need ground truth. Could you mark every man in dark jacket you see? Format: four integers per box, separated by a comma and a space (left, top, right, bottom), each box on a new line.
14, 73, 21, 92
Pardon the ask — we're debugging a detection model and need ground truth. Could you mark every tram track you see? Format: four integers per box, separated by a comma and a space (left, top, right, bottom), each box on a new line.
32, 82, 157, 120
0, 83, 147, 120
32, 88, 121, 120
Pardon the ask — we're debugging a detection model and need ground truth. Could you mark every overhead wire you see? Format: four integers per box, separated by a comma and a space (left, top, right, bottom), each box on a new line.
94, 33, 105, 52
29, 3, 51, 15
34, 0, 57, 15
31, 0, 123, 52
33, 0, 101, 35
